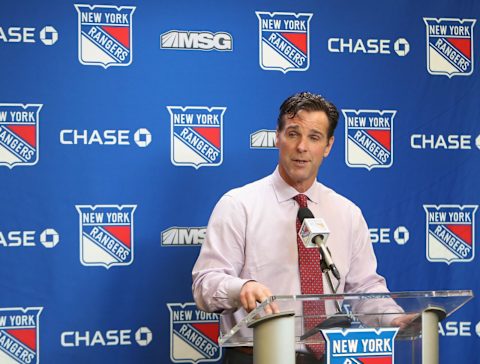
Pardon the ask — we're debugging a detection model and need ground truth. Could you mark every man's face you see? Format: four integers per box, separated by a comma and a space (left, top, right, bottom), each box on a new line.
275, 109, 334, 192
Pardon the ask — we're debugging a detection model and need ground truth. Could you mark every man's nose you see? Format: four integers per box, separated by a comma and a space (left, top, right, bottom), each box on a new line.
296, 136, 308, 152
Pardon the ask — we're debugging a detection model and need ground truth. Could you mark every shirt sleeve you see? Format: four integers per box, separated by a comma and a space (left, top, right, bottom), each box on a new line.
344, 205, 388, 295
344, 205, 404, 325
192, 194, 252, 313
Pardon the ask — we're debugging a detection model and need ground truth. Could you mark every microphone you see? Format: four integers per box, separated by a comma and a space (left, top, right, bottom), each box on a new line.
297, 207, 341, 280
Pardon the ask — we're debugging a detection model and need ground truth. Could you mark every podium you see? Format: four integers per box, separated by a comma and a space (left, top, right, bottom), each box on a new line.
219, 290, 473, 364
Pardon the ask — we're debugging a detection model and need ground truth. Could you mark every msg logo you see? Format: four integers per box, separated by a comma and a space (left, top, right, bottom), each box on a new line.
161, 227, 206, 246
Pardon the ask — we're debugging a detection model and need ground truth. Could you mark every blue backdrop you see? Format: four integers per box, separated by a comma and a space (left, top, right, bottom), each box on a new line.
0, 0, 478, 363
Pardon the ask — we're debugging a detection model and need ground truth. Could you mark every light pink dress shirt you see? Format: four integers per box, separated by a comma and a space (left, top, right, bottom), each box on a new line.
192, 167, 391, 330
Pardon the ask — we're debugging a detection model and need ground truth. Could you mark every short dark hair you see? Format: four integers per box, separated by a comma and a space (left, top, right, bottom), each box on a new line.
277, 92, 339, 138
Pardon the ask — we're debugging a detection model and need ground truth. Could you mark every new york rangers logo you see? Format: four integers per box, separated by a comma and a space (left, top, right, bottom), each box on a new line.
0, 104, 42, 169
0, 307, 43, 364
75, 204, 136, 268
423, 18, 476, 77
74, 4, 135, 68
255, 12, 312, 73
344, 110, 395, 170
423, 204, 477, 264
168, 106, 225, 169
167, 303, 221, 363
322, 328, 398, 364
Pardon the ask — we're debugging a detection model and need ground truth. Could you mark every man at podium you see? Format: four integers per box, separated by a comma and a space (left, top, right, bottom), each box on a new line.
192, 92, 396, 364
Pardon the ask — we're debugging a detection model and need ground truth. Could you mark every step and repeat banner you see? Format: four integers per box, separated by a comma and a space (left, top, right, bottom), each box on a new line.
1, 0, 479, 363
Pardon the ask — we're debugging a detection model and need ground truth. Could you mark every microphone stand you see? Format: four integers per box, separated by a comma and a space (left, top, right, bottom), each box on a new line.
319, 256, 342, 314
300, 255, 351, 340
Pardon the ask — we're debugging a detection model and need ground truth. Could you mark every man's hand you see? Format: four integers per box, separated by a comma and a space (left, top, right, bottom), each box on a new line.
239, 281, 279, 314
391, 313, 420, 329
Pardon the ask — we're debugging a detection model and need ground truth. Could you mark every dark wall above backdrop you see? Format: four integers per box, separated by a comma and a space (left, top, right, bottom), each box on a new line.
0, 0, 479, 363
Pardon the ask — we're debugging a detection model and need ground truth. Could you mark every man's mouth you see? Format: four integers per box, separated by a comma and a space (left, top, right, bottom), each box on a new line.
292, 159, 309, 165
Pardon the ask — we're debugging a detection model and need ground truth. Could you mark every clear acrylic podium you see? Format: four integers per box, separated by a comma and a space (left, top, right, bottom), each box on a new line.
219, 290, 473, 364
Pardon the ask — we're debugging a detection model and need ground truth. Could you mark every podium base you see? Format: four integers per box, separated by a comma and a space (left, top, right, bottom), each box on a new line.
248, 311, 295, 364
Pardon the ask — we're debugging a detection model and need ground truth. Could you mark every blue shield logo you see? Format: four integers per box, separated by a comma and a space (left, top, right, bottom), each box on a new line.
0, 307, 43, 364
423, 18, 476, 77
344, 109, 395, 170
255, 12, 312, 73
74, 4, 136, 68
167, 303, 221, 363
76, 204, 136, 268
0, 103, 42, 169
322, 328, 398, 364
168, 106, 225, 169
424, 204, 477, 264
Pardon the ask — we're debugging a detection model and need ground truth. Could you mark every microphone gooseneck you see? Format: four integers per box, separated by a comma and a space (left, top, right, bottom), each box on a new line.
297, 206, 343, 313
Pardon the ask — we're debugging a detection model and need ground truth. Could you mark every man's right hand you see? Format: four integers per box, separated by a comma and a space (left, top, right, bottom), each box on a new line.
239, 281, 280, 314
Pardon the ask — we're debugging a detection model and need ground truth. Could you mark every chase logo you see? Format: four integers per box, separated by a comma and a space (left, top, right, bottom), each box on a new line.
74, 4, 135, 68
255, 11, 312, 73
61, 326, 152, 347
327, 37, 410, 57
60, 128, 151, 147
0, 307, 43, 364
75, 205, 136, 268
250, 129, 276, 149
167, 303, 220, 363
322, 328, 398, 364
0, 26, 58, 45
161, 227, 206, 247
423, 204, 478, 264
423, 18, 476, 77
0, 228, 59, 248
343, 109, 395, 170
370, 226, 410, 245
0, 103, 42, 169
411, 133, 476, 150
168, 106, 225, 169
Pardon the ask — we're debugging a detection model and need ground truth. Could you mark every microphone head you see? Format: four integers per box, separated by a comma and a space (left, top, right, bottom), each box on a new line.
297, 207, 314, 223
298, 209, 330, 249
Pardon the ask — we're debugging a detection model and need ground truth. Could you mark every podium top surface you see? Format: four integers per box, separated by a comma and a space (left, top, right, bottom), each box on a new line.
218, 290, 473, 346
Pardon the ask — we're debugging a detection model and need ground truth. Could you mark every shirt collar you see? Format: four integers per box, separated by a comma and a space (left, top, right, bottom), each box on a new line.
271, 166, 321, 204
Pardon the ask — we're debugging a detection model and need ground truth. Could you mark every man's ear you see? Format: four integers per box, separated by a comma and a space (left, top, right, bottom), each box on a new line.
324, 136, 335, 157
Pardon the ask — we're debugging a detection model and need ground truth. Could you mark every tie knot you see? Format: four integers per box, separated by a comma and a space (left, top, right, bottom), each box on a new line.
294, 194, 308, 208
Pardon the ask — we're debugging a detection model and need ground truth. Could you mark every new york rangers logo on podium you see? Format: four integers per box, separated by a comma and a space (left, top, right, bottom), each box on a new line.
424, 204, 477, 264
255, 12, 312, 73
168, 106, 225, 169
167, 303, 220, 363
0, 307, 43, 364
344, 109, 395, 170
76, 204, 136, 268
423, 18, 476, 77
322, 328, 398, 364
74, 4, 136, 68
0, 104, 42, 169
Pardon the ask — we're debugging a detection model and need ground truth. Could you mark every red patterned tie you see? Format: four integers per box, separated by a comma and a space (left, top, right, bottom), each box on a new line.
294, 194, 325, 358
